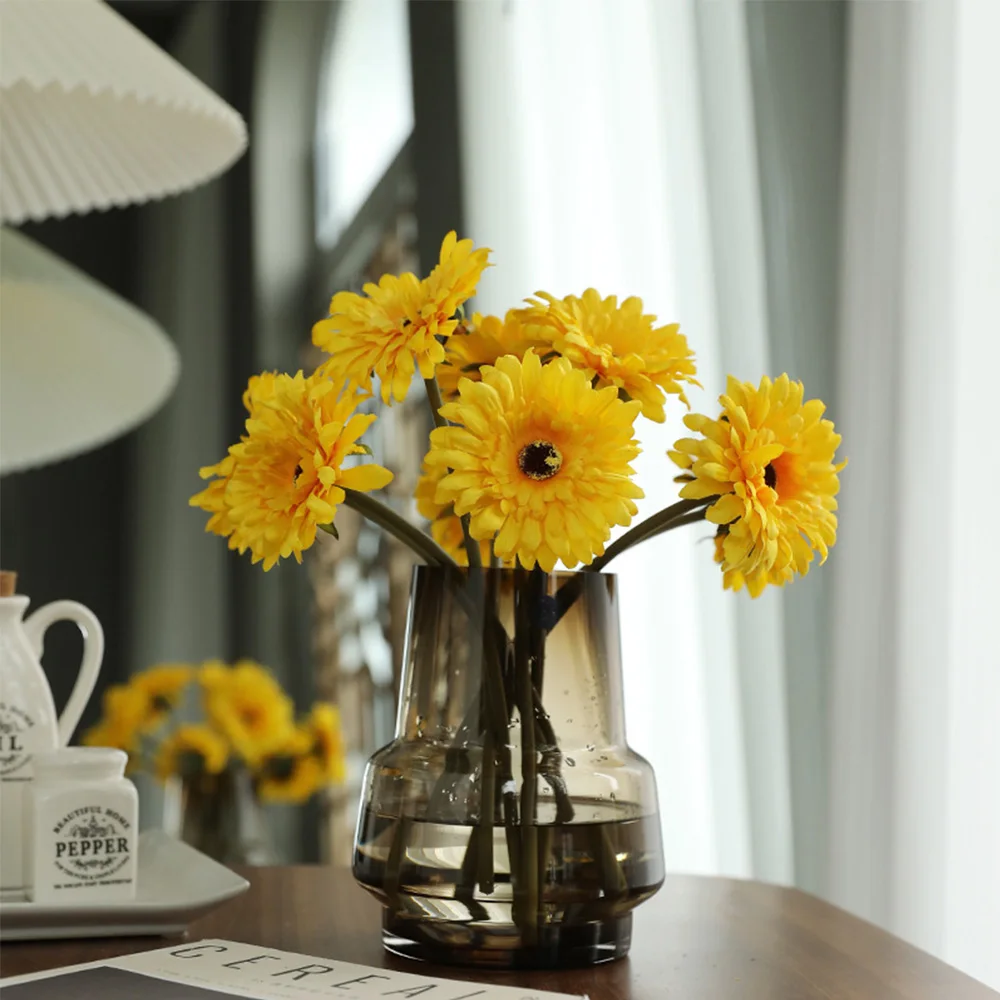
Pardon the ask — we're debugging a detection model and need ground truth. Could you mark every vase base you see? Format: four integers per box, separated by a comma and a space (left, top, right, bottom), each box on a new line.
382, 911, 632, 969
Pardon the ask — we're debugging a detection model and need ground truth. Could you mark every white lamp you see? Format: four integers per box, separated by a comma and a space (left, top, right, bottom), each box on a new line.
0, 0, 248, 473
0, 0, 247, 223
0, 228, 180, 474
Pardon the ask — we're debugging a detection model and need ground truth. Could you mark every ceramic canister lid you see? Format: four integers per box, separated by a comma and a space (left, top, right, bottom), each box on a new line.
0, 570, 16, 596
32, 747, 128, 782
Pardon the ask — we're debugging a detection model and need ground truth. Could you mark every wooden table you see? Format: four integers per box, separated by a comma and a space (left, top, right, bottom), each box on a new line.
2, 868, 996, 998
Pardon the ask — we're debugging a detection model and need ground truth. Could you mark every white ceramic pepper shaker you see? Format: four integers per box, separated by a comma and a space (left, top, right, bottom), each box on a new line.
0, 569, 104, 896
25, 747, 138, 903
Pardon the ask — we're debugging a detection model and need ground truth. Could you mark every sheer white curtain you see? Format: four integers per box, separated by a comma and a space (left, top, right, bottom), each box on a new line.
831, 0, 1000, 988
457, 0, 1000, 989
455, 0, 792, 883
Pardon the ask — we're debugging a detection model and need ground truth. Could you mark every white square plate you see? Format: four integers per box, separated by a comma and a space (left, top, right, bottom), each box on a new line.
0, 830, 249, 941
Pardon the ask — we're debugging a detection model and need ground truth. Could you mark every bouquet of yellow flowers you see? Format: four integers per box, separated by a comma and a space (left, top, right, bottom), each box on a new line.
191, 231, 843, 593
189, 232, 845, 963
83, 660, 344, 804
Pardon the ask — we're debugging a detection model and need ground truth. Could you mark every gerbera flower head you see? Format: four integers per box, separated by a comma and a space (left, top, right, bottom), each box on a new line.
82, 685, 149, 760
436, 311, 549, 400
190, 370, 393, 571
304, 704, 346, 784
669, 374, 845, 597
414, 460, 492, 567
154, 724, 229, 782
256, 727, 324, 803
192, 372, 280, 542
515, 289, 698, 422
425, 350, 644, 571
312, 231, 490, 404
200, 659, 295, 767
131, 663, 194, 730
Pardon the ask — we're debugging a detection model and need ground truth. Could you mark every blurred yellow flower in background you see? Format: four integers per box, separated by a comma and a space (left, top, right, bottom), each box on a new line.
426, 351, 644, 571
436, 312, 547, 401
516, 289, 698, 422
132, 664, 193, 729
155, 724, 229, 781
82, 657, 341, 809
312, 232, 490, 403
82, 685, 148, 758
304, 703, 346, 784
670, 374, 845, 597
256, 727, 324, 803
201, 659, 294, 767
190, 372, 393, 571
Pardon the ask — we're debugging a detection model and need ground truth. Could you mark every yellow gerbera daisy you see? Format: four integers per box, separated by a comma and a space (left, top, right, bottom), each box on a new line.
312, 231, 490, 404
190, 371, 393, 571
669, 374, 845, 597
194, 375, 281, 541
131, 664, 194, 730
154, 724, 229, 782
200, 659, 295, 767
304, 704, 346, 784
436, 311, 548, 400
414, 460, 492, 567
82, 685, 149, 757
515, 289, 698, 422
255, 727, 324, 803
426, 351, 644, 571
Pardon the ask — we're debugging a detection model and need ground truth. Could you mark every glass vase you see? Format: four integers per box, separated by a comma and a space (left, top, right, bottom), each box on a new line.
352, 566, 664, 969
164, 767, 274, 865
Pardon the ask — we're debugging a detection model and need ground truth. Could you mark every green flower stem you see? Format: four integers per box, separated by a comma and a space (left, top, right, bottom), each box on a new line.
589, 496, 714, 572
423, 376, 449, 431
474, 571, 499, 896
514, 574, 540, 946
423, 376, 482, 570
533, 687, 575, 824
629, 507, 714, 545
341, 489, 459, 569
382, 815, 413, 912
478, 726, 497, 894
548, 497, 714, 632
460, 518, 483, 570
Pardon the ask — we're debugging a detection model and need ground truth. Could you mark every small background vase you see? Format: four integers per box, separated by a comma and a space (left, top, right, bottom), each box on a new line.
163, 767, 274, 865
352, 566, 664, 969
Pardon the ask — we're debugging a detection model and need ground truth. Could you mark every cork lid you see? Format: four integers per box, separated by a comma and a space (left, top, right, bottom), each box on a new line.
0, 571, 17, 598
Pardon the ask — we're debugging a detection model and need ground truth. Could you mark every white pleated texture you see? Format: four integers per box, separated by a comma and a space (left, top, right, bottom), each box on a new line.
0, 228, 180, 473
0, 0, 247, 223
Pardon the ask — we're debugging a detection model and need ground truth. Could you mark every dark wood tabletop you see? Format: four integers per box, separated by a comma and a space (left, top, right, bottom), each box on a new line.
1, 867, 996, 999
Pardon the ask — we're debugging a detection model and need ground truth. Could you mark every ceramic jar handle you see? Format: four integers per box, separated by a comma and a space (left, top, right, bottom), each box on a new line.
23, 601, 105, 745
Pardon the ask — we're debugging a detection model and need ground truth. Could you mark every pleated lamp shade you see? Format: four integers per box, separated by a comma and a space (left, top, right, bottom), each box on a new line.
0, 0, 247, 223
0, 228, 180, 474
0, 0, 247, 473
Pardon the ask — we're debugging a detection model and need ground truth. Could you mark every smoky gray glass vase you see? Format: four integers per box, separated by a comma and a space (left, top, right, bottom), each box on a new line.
352, 566, 664, 969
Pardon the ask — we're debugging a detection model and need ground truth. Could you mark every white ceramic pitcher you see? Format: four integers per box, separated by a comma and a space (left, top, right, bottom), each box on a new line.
0, 583, 104, 894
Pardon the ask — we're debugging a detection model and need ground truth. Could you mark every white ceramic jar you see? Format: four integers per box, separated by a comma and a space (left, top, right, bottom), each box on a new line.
0, 576, 104, 895
25, 747, 138, 903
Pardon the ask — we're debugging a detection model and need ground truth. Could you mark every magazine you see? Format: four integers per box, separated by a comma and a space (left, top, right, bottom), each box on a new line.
0, 939, 587, 999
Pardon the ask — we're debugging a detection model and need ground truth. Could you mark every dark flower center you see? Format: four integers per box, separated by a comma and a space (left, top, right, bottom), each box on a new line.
241, 706, 264, 729
518, 440, 562, 480
151, 695, 172, 713
293, 463, 303, 486
265, 755, 296, 781
764, 463, 777, 490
